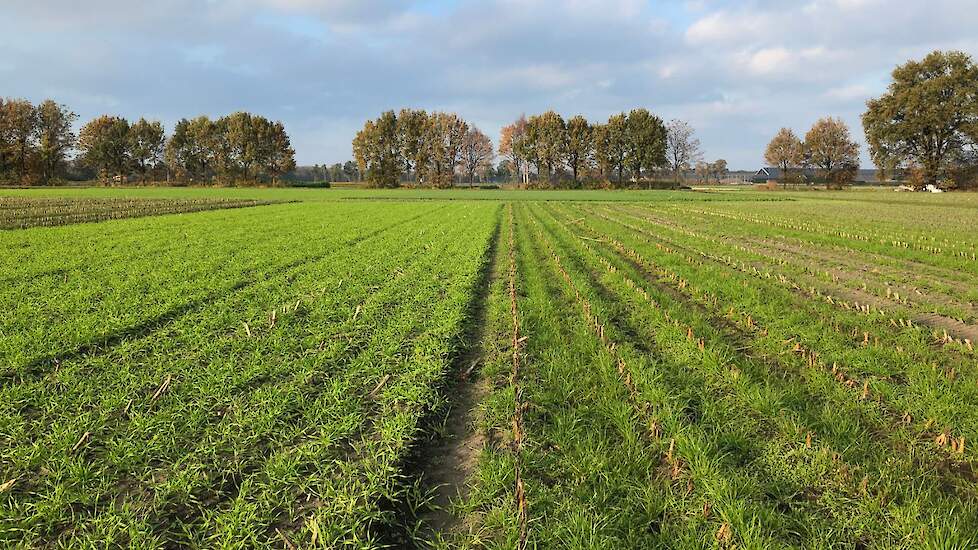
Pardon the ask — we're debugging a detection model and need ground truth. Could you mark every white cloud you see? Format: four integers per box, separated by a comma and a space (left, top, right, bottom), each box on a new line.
686, 11, 773, 44
826, 0, 884, 11
743, 47, 793, 75
824, 84, 872, 101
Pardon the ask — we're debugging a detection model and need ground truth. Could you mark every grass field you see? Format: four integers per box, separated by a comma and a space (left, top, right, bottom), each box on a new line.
2, 187, 977, 548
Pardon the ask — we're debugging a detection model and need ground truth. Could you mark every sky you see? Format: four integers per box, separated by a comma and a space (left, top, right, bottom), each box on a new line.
3, 0, 977, 170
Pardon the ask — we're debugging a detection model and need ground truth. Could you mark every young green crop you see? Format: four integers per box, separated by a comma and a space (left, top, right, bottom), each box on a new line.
4, 187, 978, 548
0, 199, 499, 547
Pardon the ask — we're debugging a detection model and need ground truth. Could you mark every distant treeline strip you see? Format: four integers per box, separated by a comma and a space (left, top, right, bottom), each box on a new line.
0, 98, 296, 186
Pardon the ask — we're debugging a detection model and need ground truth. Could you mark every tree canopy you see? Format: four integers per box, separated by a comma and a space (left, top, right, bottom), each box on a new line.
129, 118, 165, 183
565, 115, 594, 186
499, 115, 528, 185
804, 117, 859, 186
863, 50, 978, 186
0, 98, 76, 183
353, 110, 480, 188
624, 108, 668, 183
2, 96, 295, 186
78, 116, 131, 182
496, 109, 671, 188
764, 128, 804, 183
461, 126, 494, 184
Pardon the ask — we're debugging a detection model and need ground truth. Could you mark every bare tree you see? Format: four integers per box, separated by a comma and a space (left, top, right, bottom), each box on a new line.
666, 119, 703, 183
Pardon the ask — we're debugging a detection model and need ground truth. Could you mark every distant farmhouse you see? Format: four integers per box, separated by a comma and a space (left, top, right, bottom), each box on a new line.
751, 167, 883, 184
751, 167, 817, 183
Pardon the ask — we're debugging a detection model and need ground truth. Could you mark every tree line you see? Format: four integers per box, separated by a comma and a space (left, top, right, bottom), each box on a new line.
762, 50, 978, 190
0, 98, 296, 186
164, 113, 296, 184
353, 108, 724, 189
499, 110, 724, 188
353, 109, 493, 188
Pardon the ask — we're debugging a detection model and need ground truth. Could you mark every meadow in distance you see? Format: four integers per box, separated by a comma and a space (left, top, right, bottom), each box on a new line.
2, 31, 978, 550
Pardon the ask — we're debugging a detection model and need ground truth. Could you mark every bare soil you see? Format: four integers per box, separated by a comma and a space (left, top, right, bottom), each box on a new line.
416, 224, 500, 536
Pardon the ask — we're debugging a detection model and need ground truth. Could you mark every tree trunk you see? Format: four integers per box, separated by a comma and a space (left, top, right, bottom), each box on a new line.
925, 151, 940, 186
19, 141, 28, 181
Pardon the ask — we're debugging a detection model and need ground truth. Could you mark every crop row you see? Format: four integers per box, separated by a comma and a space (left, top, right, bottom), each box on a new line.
406, 197, 976, 547
583, 202, 978, 376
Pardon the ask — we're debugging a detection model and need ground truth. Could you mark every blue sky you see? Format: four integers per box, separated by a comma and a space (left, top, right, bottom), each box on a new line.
3, 0, 977, 169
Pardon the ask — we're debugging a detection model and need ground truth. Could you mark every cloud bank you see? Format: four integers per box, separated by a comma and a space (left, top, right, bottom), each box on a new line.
2, 0, 976, 168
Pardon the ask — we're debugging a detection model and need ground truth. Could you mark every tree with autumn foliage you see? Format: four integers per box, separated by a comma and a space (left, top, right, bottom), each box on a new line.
424, 112, 468, 188
499, 115, 528, 186
353, 111, 402, 188
526, 111, 566, 184
461, 126, 494, 184
804, 117, 859, 186
166, 116, 219, 183
599, 113, 629, 186
397, 108, 429, 183
33, 100, 78, 183
764, 128, 804, 185
129, 118, 165, 183
0, 98, 43, 182
163, 112, 294, 185
78, 115, 131, 183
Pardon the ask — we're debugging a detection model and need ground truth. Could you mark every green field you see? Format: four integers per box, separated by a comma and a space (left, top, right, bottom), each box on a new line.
2, 187, 978, 548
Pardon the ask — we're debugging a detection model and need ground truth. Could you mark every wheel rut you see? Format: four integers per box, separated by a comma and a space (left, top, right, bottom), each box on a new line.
409, 211, 503, 541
